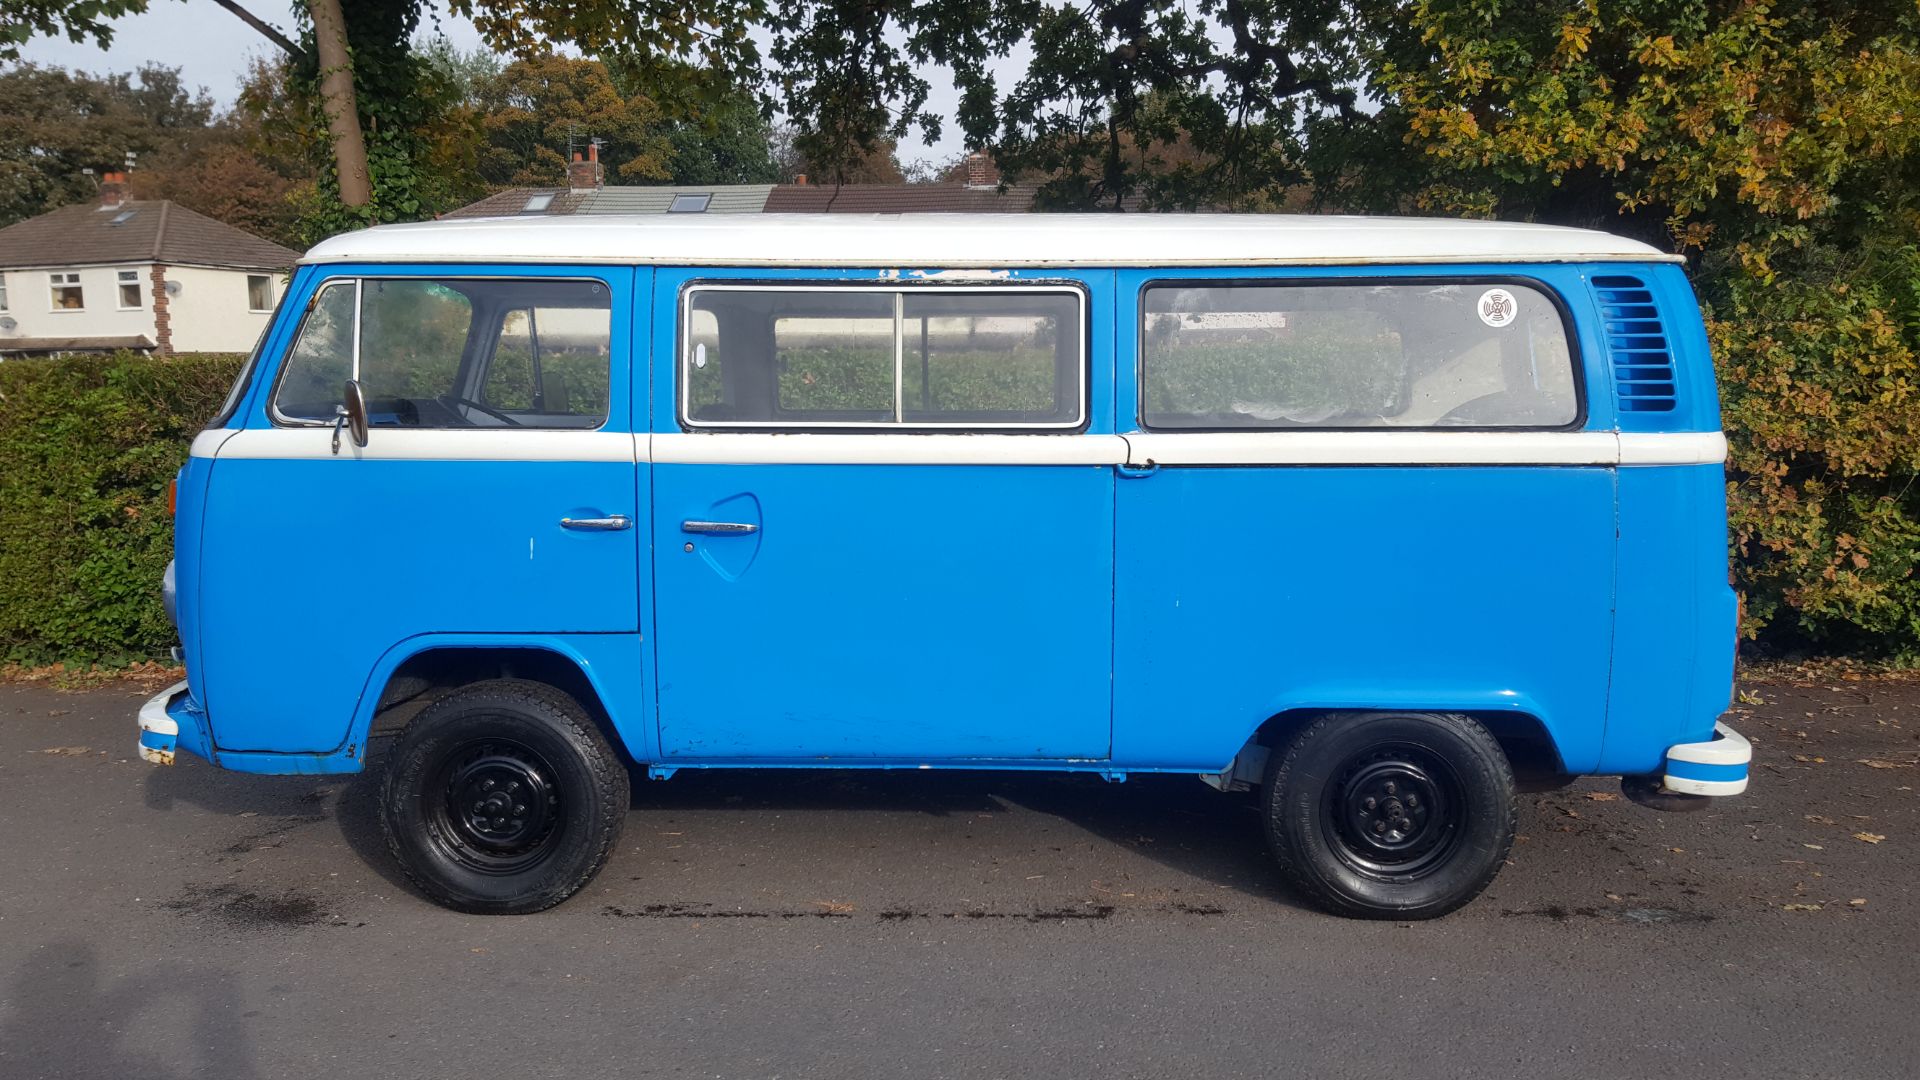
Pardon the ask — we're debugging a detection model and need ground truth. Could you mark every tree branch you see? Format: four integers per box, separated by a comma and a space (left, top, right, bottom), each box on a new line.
207, 0, 305, 60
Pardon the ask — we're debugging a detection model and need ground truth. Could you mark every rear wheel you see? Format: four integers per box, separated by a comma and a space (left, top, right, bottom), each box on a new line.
380, 679, 629, 914
1263, 711, 1515, 919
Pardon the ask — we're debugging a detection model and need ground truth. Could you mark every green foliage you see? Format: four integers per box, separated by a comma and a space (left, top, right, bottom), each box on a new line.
0, 0, 146, 61
661, 86, 779, 185
471, 54, 671, 186
0, 62, 214, 228
0, 352, 242, 665
1341, 0, 1920, 657
278, 0, 487, 244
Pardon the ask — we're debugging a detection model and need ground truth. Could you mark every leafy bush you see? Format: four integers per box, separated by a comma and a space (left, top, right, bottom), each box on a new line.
0, 352, 242, 665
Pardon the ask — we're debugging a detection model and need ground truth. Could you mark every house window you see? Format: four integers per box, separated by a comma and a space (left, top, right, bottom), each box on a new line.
50, 272, 83, 311
118, 270, 143, 309
247, 275, 273, 312
0, 276, 9, 312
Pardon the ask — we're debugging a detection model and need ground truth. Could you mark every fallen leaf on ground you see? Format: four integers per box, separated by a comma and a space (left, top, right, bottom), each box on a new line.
812, 900, 856, 915
1584, 792, 1619, 801
1857, 759, 1912, 769
1806, 814, 1838, 825
1853, 832, 1886, 844
1803, 844, 1824, 850
39, 746, 90, 756
1782, 903, 1823, 912
1849, 899, 1868, 908
1558, 807, 1581, 818
1791, 755, 1826, 763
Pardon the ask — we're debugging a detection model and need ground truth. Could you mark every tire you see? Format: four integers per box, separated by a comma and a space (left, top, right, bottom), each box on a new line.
379, 679, 629, 914
1263, 711, 1515, 920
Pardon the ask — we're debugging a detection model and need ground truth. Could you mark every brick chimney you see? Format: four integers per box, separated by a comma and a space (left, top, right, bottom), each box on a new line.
961, 151, 999, 190
100, 171, 129, 209
568, 143, 603, 192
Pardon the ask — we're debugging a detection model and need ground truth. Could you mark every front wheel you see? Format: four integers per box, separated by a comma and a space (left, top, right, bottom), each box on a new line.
1263, 711, 1515, 919
380, 679, 629, 914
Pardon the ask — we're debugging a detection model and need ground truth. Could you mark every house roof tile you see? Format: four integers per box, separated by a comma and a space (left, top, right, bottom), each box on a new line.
0, 200, 298, 271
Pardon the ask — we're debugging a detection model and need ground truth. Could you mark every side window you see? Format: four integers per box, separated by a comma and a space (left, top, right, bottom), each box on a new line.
1141, 281, 1579, 429
274, 281, 357, 421
683, 286, 1084, 429
357, 279, 472, 418
272, 277, 612, 429
479, 298, 614, 425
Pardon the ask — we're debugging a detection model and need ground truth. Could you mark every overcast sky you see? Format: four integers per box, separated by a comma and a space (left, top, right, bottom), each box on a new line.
10, 0, 973, 165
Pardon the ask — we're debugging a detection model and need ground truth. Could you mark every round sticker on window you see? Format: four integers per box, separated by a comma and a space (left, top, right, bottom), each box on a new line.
1478, 288, 1518, 328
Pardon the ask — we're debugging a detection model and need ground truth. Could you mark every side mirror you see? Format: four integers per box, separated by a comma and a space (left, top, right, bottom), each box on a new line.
332, 379, 369, 455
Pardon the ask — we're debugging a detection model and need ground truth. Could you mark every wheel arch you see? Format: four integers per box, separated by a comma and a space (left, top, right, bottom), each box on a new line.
1237, 700, 1571, 787
351, 634, 651, 765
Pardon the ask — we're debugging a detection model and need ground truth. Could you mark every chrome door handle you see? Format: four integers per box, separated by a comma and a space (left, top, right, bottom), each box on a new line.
561, 515, 631, 531
682, 520, 759, 535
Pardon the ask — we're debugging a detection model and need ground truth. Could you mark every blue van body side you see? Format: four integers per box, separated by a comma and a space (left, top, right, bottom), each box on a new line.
1110, 264, 1620, 773
1601, 264, 1736, 771
188, 263, 643, 764
161, 257, 1736, 786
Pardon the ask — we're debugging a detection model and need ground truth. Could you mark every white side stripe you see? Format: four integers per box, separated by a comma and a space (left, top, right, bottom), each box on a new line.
1619, 431, 1728, 466
206, 427, 637, 462
195, 427, 1727, 467
189, 428, 238, 460
1123, 431, 1726, 467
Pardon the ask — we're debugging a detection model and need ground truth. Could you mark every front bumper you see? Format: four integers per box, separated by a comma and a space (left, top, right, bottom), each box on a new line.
1662, 721, 1751, 797
137, 680, 212, 766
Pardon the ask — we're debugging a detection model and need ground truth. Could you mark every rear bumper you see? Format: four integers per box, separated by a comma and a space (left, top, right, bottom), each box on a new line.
1662, 721, 1750, 797
137, 680, 212, 766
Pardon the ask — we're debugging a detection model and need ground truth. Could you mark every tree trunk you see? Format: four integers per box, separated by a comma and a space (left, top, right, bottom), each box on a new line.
307, 0, 371, 207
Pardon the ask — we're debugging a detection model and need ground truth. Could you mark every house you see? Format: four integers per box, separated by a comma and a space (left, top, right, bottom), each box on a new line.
443, 148, 1064, 220
0, 173, 300, 357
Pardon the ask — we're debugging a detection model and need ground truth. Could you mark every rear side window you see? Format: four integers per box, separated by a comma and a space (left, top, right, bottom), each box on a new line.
273, 277, 612, 429
683, 285, 1084, 429
1141, 280, 1579, 429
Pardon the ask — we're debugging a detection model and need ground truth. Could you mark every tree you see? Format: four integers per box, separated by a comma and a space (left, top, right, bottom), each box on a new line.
308, 0, 369, 206
0, 62, 213, 227
472, 55, 670, 187
0, 0, 145, 60
659, 81, 779, 185
1337, 0, 1920, 654
759, 0, 1361, 206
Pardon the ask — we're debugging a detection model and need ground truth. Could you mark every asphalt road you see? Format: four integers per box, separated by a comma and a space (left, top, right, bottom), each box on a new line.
1, 675, 1915, 1080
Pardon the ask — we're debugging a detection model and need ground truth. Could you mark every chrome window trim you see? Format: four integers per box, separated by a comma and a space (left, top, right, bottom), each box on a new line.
678, 282, 1091, 432
267, 274, 615, 431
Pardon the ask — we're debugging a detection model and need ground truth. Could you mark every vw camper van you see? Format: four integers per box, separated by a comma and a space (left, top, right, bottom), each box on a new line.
138, 214, 1748, 918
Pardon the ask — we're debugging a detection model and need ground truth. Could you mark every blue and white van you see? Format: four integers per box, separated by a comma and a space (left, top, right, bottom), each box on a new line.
138, 214, 1748, 918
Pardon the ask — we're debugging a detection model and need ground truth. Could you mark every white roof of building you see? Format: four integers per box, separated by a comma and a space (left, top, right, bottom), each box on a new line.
303, 213, 1681, 268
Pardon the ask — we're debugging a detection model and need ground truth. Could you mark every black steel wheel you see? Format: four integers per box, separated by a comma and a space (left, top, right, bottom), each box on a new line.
1264, 712, 1514, 919
380, 679, 629, 914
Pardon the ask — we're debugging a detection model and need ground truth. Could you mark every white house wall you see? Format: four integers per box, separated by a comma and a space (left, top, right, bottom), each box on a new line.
0, 263, 158, 345
164, 265, 284, 353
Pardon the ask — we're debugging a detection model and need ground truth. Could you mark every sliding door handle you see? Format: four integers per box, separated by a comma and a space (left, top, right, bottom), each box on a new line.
561, 515, 631, 531
682, 519, 759, 535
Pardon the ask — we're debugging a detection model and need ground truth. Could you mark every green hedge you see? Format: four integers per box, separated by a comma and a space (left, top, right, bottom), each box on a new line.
0, 352, 242, 665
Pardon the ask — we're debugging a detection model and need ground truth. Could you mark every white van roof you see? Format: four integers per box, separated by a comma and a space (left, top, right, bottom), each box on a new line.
302, 212, 1682, 269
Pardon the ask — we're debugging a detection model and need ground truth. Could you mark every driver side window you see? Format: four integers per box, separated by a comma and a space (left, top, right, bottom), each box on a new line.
273, 276, 612, 430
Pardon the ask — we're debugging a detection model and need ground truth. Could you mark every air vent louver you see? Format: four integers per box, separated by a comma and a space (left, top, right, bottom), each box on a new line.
1592, 275, 1676, 413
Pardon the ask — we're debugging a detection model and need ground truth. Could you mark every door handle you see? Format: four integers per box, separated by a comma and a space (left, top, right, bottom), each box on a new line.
682, 519, 759, 535
561, 515, 632, 531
